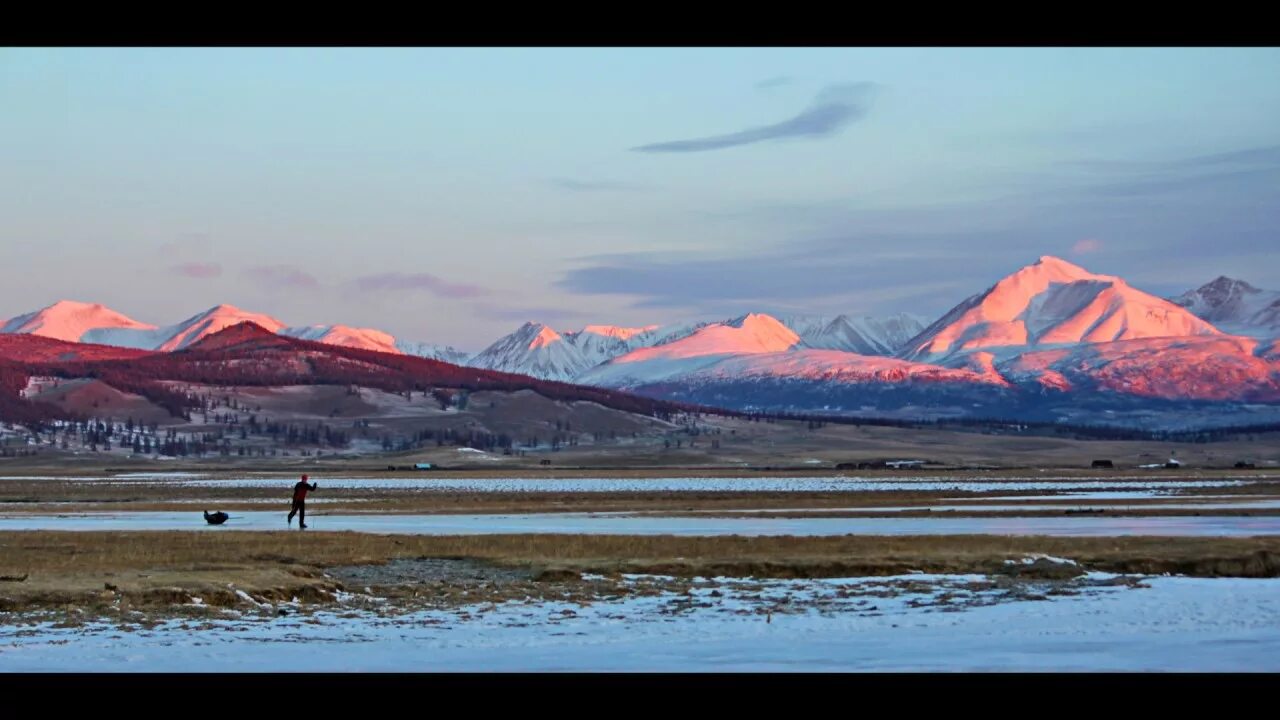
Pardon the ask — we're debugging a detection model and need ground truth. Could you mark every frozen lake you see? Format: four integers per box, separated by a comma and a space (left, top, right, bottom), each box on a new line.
34, 474, 1251, 494
676, 498, 1280, 514
2, 509, 1277, 536
2, 574, 1277, 671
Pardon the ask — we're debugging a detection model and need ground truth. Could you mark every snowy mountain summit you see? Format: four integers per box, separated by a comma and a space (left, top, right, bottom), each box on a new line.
900, 255, 1219, 361
1171, 276, 1280, 337
0, 300, 158, 344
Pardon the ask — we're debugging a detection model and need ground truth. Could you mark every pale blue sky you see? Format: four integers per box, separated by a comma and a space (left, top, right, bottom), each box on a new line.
2, 47, 1278, 349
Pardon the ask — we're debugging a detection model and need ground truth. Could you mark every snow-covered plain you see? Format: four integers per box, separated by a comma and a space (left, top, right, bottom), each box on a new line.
3, 573, 1278, 672
2, 509, 1277, 536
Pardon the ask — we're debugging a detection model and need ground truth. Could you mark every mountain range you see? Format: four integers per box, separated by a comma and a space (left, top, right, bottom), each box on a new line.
3, 256, 1280, 429
0, 302, 469, 362
0, 300, 929, 383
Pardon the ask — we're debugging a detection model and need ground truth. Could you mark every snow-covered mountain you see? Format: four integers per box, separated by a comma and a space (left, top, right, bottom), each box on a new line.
781, 313, 926, 355
0, 300, 158, 344
997, 334, 1280, 402
1171, 276, 1280, 338
7, 256, 1280, 429
562, 325, 662, 367
393, 340, 471, 365
900, 256, 1220, 361
1, 301, 467, 361
571, 259, 1280, 426
279, 324, 401, 354
464, 320, 713, 381
279, 325, 470, 362
617, 348, 1006, 388
0, 301, 284, 351
578, 313, 802, 386
5, 299, 288, 351
467, 322, 596, 382
158, 305, 286, 351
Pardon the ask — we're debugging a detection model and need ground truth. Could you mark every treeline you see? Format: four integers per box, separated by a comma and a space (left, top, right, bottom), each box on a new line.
744, 408, 1280, 443
382, 426, 517, 453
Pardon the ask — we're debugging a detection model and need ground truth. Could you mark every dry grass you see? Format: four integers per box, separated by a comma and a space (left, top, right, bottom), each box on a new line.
4, 530, 1279, 580
7, 406, 1280, 474
3, 530, 1278, 613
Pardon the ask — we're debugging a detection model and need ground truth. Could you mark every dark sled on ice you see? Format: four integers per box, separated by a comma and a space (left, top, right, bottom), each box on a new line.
203, 510, 230, 525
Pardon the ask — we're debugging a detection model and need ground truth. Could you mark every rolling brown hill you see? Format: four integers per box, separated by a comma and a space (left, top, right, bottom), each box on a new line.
0, 322, 701, 427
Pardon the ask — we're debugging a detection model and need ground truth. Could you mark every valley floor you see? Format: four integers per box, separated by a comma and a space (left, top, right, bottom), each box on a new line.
2, 469, 1279, 671
3, 571, 1278, 672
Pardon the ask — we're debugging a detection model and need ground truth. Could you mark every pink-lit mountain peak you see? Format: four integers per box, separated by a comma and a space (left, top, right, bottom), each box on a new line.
901, 256, 1221, 360
0, 300, 157, 343
576, 324, 661, 341
982, 256, 1112, 316
522, 323, 567, 350
613, 313, 800, 364
157, 304, 287, 352
278, 324, 402, 354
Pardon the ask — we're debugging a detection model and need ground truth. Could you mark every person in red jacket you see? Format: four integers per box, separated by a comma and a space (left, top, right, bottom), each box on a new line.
287, 474, 318, 529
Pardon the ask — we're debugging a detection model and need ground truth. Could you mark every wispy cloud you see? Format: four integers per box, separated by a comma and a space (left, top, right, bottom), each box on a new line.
755, 76, 794, 91
354, 273, 487, 299
171, 262, 221, 279
632, 82, 879, 154
1072, 238, 1103, 255
245, 265, 320, 290
1068, 145, 1280, 174
548, 178, 649, 193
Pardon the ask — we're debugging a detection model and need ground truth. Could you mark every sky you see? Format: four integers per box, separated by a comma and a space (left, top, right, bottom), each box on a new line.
2, 47, 1279, 351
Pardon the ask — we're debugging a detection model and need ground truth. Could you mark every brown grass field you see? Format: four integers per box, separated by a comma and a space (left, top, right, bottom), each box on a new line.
2, 531, 1278, 615
7, 405, 1280, 473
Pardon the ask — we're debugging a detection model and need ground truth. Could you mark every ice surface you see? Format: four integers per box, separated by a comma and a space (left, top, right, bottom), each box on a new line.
1, 509, 1276, 536
2, 574, 1278, 672
119, 475, 1250, 493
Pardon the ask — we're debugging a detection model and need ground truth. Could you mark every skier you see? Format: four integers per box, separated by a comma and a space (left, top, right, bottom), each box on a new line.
287, 474, 318, 529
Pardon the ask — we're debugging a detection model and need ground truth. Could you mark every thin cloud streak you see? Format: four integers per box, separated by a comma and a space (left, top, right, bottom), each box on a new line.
171, 262, 222, 279
245, 265, 321, 290
632, 83, 879, 153
1072, 238, 1103, 255
354, 273, 488, 299
755, 76, 795, 91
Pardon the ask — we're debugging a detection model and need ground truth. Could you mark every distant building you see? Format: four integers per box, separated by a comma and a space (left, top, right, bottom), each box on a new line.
414, 462, 433, 470
1091, 459, 1114, 469
886, 460, 926, 469
836, 459, 926, 470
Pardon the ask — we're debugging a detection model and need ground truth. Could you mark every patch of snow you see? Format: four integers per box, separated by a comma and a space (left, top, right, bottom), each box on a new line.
2, 575, 1279, 671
